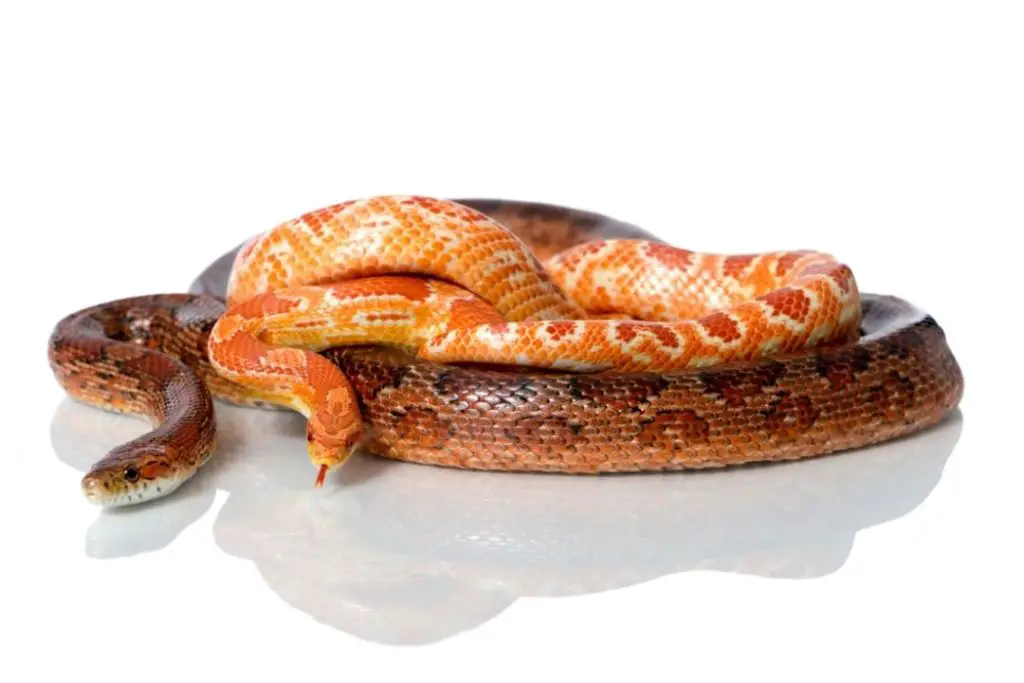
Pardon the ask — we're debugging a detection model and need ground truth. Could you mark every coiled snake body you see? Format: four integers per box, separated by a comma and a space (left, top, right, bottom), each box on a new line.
48, 196, 964, 506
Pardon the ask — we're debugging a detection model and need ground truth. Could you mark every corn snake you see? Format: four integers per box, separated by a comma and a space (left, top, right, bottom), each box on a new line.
47, 196, 964, 506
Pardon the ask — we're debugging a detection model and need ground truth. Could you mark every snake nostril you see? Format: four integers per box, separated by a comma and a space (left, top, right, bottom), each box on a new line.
81, 476, 103, 499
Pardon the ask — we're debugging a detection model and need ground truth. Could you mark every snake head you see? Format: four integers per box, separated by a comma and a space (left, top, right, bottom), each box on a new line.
81, 442, 191, 507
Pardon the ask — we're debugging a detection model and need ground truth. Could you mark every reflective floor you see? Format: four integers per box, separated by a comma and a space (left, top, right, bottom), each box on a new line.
50, 398, 962, 645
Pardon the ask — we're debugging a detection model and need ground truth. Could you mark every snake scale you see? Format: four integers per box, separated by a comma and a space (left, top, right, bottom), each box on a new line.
48, 196, 964, 506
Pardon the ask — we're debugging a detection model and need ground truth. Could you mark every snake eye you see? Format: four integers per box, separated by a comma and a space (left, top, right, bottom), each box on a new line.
123, 466, 140, 483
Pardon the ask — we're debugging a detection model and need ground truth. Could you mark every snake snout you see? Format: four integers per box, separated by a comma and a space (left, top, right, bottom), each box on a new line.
80, 468, 141, 507
81, 444, 188, 507
80, 475, 105, 504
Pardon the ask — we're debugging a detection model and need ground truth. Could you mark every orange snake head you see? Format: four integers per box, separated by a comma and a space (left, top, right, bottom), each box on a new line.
80, 442, 194, 507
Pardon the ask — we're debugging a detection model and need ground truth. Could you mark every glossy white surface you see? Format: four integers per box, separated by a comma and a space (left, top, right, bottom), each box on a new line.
50, 398, 964, 644
3, 3, 1020, 682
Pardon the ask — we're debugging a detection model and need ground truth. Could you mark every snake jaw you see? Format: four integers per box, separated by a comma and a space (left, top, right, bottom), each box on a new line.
80, 469, 188, 507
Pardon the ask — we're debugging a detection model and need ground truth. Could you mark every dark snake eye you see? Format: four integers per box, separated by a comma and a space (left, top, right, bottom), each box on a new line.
123, 466, 140, 483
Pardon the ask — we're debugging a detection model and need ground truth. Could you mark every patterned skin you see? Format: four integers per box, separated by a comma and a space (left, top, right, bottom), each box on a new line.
210, 196, 862, 486
47, 196, 964, 506
47, 295, 220, 506
423, 243, 861, 372
226, 195, 586, 321
207, 276, 506, 484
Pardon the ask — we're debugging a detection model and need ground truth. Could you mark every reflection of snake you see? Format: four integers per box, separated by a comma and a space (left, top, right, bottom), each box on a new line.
46, 197, 964, 506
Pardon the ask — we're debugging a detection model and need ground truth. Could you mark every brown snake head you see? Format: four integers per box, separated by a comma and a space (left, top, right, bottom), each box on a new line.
47, 292, 222, 507
80, 440, 199, 507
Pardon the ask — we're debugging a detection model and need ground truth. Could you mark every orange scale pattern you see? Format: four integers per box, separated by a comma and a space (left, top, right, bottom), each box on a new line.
226, 195, 585, 322
210, 195, 863, 483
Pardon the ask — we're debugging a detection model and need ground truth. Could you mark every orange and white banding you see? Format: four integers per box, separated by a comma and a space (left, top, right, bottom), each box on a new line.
226, 195, 586, 320
208, 274, 507, 482
210, 194, 862, 485
424, 241, 861, 372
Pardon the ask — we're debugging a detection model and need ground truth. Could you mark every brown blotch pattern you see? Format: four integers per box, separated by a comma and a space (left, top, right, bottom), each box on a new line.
346, 362, 410, 401
816, 347, 871, 390
505, 414, 582, 445
866, 371, 917, 423
638, 409, 711, 447
761, 393, 821, 436
392, 406, 449, 450
566, 374, 670, 410
699, 362, 787, 408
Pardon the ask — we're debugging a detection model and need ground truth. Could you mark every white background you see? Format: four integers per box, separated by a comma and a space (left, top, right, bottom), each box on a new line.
2, 2, 1021, 681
